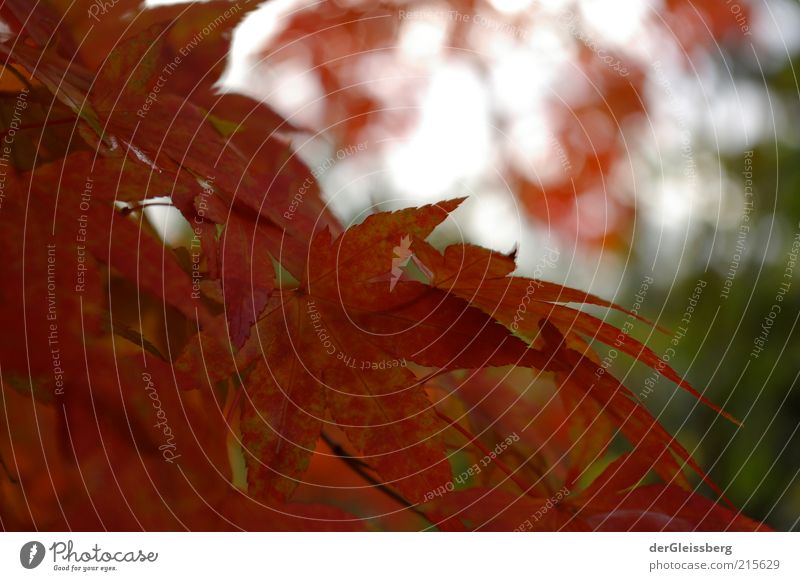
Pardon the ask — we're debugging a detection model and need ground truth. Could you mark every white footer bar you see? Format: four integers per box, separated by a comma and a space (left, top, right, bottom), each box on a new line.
1, 532, 797, 580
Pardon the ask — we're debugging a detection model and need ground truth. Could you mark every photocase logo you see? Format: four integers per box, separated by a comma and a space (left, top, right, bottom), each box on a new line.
20, 541, 46, 569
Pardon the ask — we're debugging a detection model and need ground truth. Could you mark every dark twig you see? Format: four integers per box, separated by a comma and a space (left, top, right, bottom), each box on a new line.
320, 430, 433, 525
0, 451, 18, 484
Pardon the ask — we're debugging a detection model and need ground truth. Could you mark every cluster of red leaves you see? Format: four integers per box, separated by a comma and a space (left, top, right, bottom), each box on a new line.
0, 0, 764, 531
256, 0, 751, 248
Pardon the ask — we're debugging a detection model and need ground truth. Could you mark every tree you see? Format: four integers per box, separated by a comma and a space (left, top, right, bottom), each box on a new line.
0, 0, 766, 531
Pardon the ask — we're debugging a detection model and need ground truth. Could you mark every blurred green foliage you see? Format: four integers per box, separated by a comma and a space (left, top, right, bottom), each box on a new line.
618, 54, 800, 531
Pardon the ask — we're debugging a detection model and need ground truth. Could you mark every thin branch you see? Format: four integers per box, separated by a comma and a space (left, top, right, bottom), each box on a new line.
0, 451, 19, 484
320, 430, 433, 525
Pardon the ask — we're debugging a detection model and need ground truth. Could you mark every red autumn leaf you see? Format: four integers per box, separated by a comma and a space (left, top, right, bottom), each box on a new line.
219, 212, 275, 347
411, 239, 738, 423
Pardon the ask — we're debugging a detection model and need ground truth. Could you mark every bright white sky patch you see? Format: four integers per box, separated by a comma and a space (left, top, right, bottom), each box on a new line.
578, 0, 649, 46
488, 0, 535, 16
387, 62, 491, 201
468, 192, 521, 251
398, 10, 449, 61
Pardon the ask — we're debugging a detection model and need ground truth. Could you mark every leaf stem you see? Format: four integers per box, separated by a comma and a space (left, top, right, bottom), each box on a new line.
434, 408, 537, 500
0, 451, 18, 484
319, 430, 434, 526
